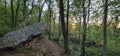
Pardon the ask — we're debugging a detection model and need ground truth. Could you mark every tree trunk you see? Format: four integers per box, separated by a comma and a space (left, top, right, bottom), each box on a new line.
48, 0, 52, 40
78, 17, 81, 42
103, 0, 108, 56
11, 0, 14, 28
87, 0, 91, 25
113, 16, 119, 37
5, 0, 7, 14
22, 0, 27, 26
15, 0, 20, 28
59, 0, 69, 55
38, 0, 46, 22
23, 0, 27, 21
66, 0, 69, 40
23, 0, 35, 26
82, 0, 86, 56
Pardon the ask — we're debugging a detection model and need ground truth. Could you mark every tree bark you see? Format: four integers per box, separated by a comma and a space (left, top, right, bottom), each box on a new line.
11, 0, 14, 28
23, 0, 35, 26
23, 0, 27, 21
15, 0, 20, 27
103, 0, 108, 56
5, 0, 7, 14
87, 0, 91, 24
38, 0, 46, 22
48, 0, 52, 39
59, 0, 69, 55
82, 0, 86, 56
66, 0, 69, 40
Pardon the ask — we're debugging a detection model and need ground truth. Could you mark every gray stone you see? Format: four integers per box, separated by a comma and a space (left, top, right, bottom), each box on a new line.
0, 22, 48, 50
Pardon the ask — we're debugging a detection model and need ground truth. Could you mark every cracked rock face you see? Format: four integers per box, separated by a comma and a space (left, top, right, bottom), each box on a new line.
0, 22, 48, 50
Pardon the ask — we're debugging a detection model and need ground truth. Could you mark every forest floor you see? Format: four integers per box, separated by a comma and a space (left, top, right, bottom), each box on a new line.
0, 37, 64, 56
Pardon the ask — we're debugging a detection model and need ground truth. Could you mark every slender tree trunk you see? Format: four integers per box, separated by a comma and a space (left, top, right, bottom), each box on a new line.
78, 17, 81, 42
23, 0, 35, 26
87, 0, 91, 25
48, 0, 52, 39
23, 0, 27, 21
103, 0, 108, 56
22, 0, 27, 26
82, 0, 86, 56
27, 0, 34, 15
11, 0, 14, 28
4, 0, 7, 25
59, 0, 69, 55
5, 0, 7, 14
66, 0, 69, 40
113, 16, 119, 37
15, 0, 20, 28
87, 0, 91, 42
38, 0, 46, 22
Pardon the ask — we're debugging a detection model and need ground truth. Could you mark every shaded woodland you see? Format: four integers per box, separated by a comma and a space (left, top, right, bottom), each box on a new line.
0, 0, 120, 56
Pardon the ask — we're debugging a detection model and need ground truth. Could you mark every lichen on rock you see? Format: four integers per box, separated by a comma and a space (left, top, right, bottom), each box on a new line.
0, 22, 48, 50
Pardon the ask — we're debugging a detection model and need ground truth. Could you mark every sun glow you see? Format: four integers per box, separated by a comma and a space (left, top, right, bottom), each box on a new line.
71, 23, 77, 29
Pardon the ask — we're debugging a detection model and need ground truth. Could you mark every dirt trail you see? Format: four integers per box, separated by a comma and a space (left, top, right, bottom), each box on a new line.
0, 38, 64, 56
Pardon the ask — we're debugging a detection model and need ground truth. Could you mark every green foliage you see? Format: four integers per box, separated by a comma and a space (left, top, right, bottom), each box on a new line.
86, 47, 103, 56
87, 27, 102, 42
107, 37, 120, 56
0, 26, 12, 37
43, 11, 50, 25
69, 41, 82, 56
0, 0, 120, 56
73, 0, 82, 8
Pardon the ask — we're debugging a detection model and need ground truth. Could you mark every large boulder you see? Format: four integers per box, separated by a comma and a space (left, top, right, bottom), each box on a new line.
0, 22, 48, 50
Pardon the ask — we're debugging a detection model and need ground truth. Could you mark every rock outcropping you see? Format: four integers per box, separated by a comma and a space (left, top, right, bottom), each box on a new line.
0, 22, 48, 50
